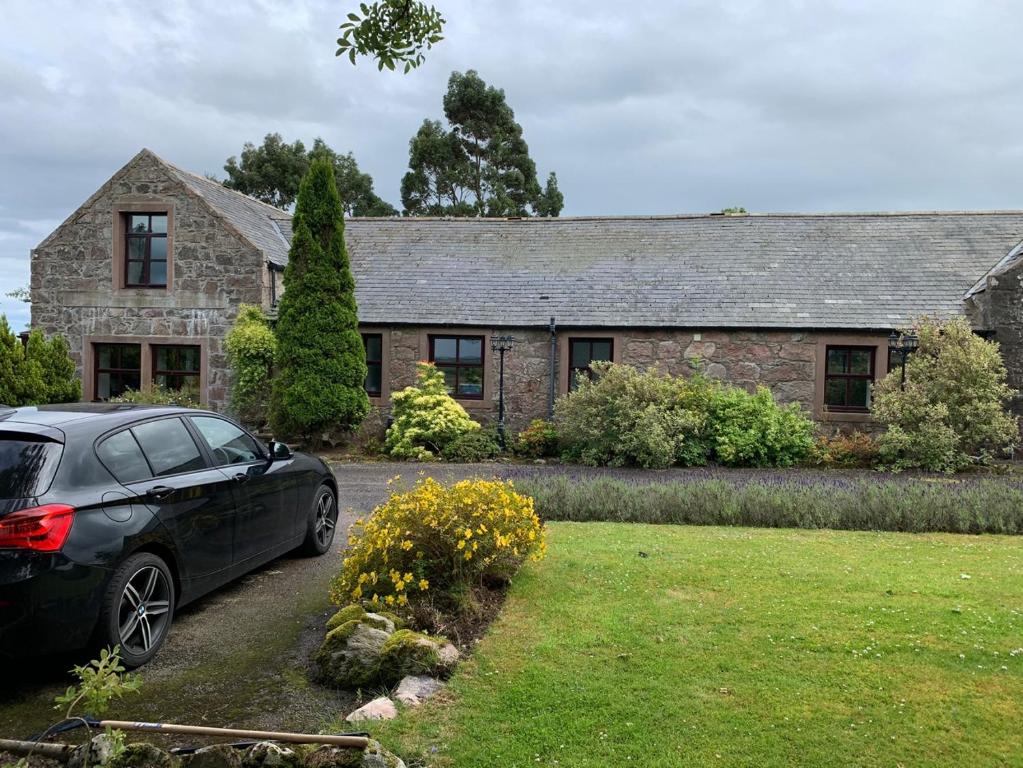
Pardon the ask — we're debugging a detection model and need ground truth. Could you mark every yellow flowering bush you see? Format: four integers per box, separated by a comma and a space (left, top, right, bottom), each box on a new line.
385, 362, 482, 460
330, 477, 546, 613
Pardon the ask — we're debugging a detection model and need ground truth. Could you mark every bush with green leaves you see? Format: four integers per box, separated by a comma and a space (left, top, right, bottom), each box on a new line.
441, 429, 500, 462
386, 362, 481, 460
512, 418, 559, 459
708, 385, 815, 468
269, 158, 370, 444
873, 317, 1018, 472
225, 304, 276, 427
110, 385, 199, 408
0, 316, 80, 406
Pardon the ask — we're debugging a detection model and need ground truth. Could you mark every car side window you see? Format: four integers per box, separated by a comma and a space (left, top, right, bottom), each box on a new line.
96, 429, 153, 484
189, 416, 262, 466
131, 418, 206, 477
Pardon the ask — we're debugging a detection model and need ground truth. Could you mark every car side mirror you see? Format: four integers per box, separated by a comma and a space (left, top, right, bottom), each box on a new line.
268, 440, 292, 462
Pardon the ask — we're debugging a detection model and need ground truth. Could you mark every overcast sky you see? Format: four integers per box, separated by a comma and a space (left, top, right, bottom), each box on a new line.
3, 0, 1022, 330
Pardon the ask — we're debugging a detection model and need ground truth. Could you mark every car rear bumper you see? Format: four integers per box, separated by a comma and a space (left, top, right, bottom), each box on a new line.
0, 551, 109, 658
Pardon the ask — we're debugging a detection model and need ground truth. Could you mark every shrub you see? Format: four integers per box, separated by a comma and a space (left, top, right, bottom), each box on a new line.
511, 419, 559, 459
330, 477, 546, 616
708, 386, 815, 467
225, 304, 276, 428
111, 386, 199, 408
874, 317, 1018, 471
554, 362, 715, 469
441, 430, 500, 462
815, 431, 880, 468
386, 362, 481, 460
0, 317, 80, 406
269, 158, 369, 444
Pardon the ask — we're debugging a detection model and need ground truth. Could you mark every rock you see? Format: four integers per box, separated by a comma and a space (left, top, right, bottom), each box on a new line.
182, 744, 243, 768
304, 742, 404, 768
362, 612, 396, 634
378, 630, 460, 684
346, 696, 398, 723
359, 740, 406, 768
68, 735, 118, 768
394, 675, 445, 706
242, 742, 298, 768
107, 743, 179, 768
315, 620, 391, 687
326, 605, 368, 631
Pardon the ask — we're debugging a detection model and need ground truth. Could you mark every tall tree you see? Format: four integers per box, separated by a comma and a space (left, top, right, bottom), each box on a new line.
223, 134, 397, 215
269, 159, 370, 443
401, 71, 563, 217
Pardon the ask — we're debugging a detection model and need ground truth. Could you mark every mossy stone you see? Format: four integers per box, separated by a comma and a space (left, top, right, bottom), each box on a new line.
375, 611, 405, 630
315, 621, 390, 687
182, 744, 243, 768
302, 745, 364, 768
327, 605, 367, 631
378, 629, 458, 685
107, 743, 179, 768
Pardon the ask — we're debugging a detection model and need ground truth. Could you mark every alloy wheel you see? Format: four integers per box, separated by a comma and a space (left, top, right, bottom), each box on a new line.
314, 491, 337, 549
118, 565, 171, 655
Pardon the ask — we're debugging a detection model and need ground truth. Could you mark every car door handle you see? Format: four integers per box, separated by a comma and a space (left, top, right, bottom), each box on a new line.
233, 473, 250, 484
145, 485, 174, 501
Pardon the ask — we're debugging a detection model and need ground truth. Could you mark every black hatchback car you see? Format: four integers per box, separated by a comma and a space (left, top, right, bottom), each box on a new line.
0, 404, 339, 667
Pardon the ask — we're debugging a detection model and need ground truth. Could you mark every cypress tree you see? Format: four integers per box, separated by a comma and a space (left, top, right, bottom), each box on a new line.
269, 158, 369, 442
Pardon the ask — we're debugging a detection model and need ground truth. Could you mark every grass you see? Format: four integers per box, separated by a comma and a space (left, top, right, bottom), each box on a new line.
373, 522, 1023, 767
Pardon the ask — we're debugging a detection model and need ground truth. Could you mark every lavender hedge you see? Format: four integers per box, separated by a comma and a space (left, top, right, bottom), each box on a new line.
508, 469, 1023, 535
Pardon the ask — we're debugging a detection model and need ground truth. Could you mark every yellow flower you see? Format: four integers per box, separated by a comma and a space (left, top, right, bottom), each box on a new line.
457, 540, 466, 550
418, 578, 429, 591
401, 539, 413, 551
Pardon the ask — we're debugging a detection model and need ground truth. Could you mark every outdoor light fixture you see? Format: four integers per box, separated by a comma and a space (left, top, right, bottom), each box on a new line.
490, 335, 516, 449
887, 330, 920, 390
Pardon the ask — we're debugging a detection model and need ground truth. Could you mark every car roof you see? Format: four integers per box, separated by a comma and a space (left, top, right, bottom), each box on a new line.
0, 403, 216, 436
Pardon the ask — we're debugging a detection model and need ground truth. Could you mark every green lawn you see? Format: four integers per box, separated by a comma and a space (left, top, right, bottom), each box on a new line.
373, 523, 1023, 767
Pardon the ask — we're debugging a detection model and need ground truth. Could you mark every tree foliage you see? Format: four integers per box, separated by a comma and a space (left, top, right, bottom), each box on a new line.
223, 133, 397, 215
269, 159, 369, 443
385, 362, 480, 460
401, 70, 563, 217
337, 0, 445, 73
874, 316, 1019, 471
0, 316, 80, 407
225, 305, 276, 427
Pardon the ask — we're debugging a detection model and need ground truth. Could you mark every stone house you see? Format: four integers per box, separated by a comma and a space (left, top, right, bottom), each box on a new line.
30, 149, 1023, 432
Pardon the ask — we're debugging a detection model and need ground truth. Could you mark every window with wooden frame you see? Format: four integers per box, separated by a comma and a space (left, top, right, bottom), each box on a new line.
94, 343, 142, 401
362, 333, 383, 397
824, 345, 875, 412
568, 338, 614, 390
152, 345, 201, 399
124, 213, 168, 287
429, 335, 484, 399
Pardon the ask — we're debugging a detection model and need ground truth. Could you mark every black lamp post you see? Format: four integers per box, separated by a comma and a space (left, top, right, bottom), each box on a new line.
887, 330, 920, 390
491, 335, 516, 450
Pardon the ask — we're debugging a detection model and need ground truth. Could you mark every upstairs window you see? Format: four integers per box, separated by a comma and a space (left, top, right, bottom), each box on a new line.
125, 213, 168, 288
824, 346, 875, 412
429, 335, 484, 399
569, 338, 614, 390
153, 345, 201, 399
94, 343, 141, 400
362, 333, 383, 397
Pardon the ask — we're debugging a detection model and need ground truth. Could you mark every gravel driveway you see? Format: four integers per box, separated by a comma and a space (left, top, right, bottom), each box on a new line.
0, 462, 499, 743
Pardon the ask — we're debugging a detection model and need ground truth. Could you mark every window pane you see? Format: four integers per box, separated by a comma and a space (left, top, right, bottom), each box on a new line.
118, 372, 141, 397
97, 430, 152, 483
433, 338, 457, 364
458, 366, 483, 397
570, 342, 591, 368
97, 345, 113, 369
129, 215, 150, 233
849, 349, 873, 375
155, 347, 170, 370
97, 372, 112, 400
126, 260, 144, 285
826, 348, 846, 374
848, 379, 869, 408
363, 334, 382, 361
459, 338, 482, 364
437, 365, 456, 393
591, 340, 613, 361
824, 378, 846, 407
132, 418, 205, 477
179, 346, 200, 371
150, 237, 167, 260
122, 345, 141, 369
191, 416, 261, 465
150, 215, 168, 234
888, 349, 901, 373
149, 260, 167, 285
365, 363, 382, 395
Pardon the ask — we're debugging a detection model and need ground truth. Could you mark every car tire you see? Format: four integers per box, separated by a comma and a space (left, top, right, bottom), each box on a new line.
300, 484, 338, 556
95, 552, 175, 668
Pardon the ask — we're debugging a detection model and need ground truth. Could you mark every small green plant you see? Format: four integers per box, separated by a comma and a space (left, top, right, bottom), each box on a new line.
708, 386, 815, 468
814, 431, 880, 468
225, 304, 276, 428
54, 646, 142, 720
110, 385, 199, 408
385, 362, 481, 460
511, 419, 558, 459
441, 430, 500, 462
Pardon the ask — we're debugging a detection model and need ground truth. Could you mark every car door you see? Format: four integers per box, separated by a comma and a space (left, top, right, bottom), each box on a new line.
185, 415, 294, 568
118, 417, 239, 587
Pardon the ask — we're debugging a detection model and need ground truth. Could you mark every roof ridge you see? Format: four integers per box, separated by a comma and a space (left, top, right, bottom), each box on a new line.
346, 210, 1023, 222
157, 154, 293, 218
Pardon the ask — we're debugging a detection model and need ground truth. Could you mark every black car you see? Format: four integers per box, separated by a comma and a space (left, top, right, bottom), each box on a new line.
0, 404, 339, 667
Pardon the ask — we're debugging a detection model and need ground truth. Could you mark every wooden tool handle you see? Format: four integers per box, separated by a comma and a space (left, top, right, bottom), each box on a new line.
98, 721, 369, 749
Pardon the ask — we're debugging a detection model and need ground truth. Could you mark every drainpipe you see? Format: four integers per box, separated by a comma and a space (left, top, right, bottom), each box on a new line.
547, 316, 557, 419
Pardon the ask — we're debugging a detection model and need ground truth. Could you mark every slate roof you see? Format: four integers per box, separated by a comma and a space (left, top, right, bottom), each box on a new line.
161, 151, 1023, 329
965, 240, 1023, 299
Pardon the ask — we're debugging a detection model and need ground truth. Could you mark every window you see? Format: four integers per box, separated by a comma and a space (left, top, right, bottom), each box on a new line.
153, 345, 201, 398
94, 343, 141, 401
429, 335, 484, 399
363, 333, 383, 397
97, 430, 152, 484
190, 416, 262, 466
124, 213, 168, 288
824, 346, 875, 412
569, 338, 614, 390
131, 418, 205, 477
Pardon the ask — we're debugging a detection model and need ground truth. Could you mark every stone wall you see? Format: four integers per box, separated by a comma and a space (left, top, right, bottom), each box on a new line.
970, 262, 1023, 418
31, 152, 265, 410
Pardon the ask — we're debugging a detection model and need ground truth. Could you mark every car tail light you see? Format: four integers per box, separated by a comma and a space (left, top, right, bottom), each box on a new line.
0, 504, 75, 552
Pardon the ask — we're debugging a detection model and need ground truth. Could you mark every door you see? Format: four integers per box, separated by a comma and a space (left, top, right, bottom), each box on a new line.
122, 417, 239, 585
186, 415, 292, 567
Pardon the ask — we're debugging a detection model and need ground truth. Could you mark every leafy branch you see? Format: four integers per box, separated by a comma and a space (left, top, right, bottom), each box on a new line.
337, 1, 445, 73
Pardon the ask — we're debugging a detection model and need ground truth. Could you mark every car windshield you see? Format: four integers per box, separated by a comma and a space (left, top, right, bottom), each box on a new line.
0, 432, 64, 499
